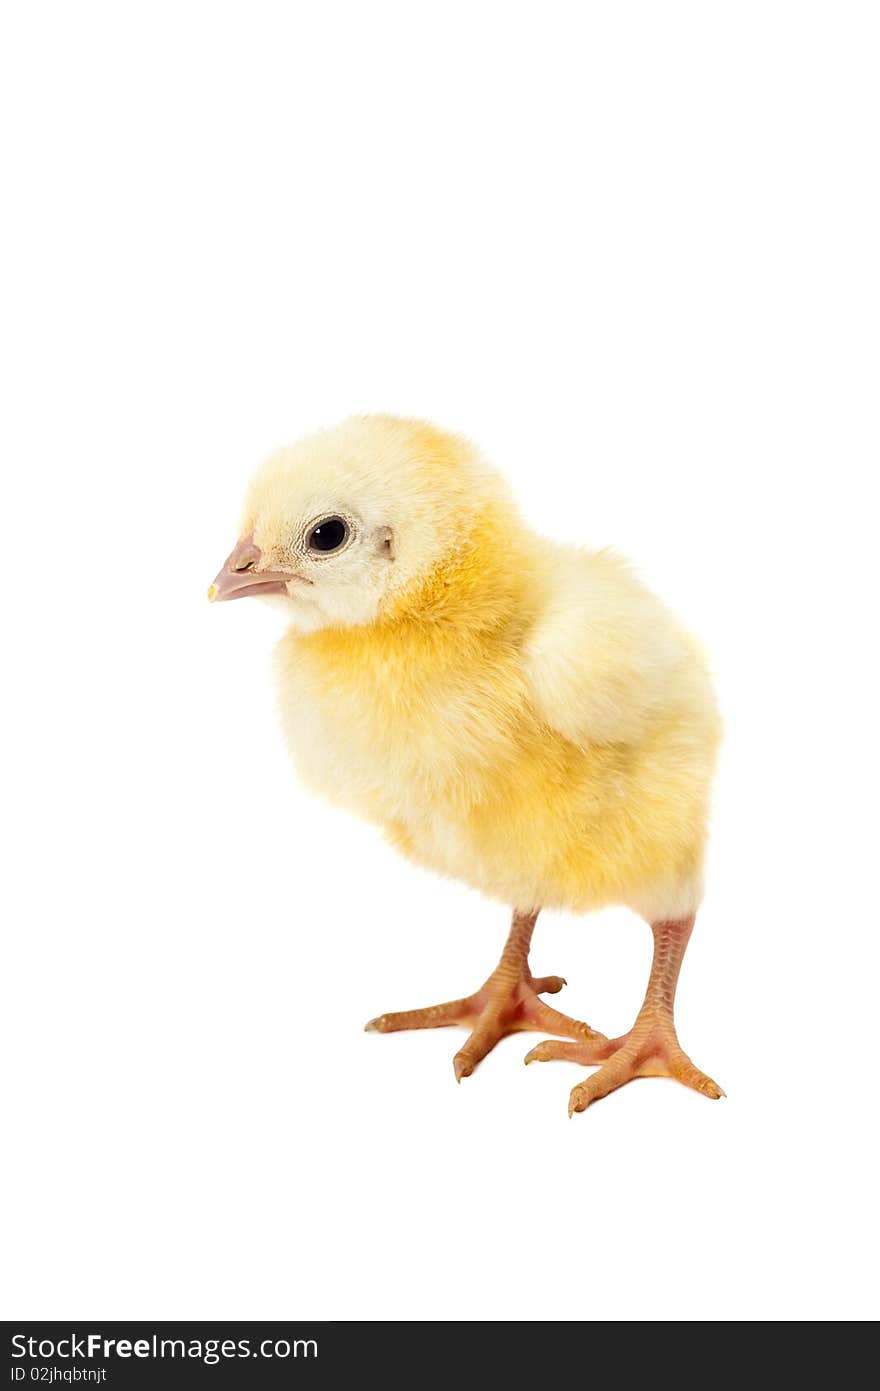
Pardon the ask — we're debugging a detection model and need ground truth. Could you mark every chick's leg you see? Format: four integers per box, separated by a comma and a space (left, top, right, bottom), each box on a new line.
366, 908, 607, 1082
525, 915, 724, 1115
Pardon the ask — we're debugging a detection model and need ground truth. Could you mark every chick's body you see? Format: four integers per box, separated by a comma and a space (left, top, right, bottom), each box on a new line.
277, 536, 718, 924
213, 416, 723, 1114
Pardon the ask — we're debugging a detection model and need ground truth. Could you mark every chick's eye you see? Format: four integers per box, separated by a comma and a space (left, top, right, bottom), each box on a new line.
307, 516, 349, 553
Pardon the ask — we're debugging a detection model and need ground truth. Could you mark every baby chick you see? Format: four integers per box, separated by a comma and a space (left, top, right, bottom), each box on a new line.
210, 416, 723, 1114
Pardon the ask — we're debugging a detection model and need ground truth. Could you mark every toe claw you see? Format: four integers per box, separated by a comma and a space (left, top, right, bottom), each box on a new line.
453, 1055, 473, 1083
532, 975, 567, 995
568, 1085, 590, 1117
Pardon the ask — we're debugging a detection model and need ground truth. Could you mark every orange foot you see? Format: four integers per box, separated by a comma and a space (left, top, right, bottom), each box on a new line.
525, 1027, 724, 1115
525, 915, 723, 1115
366, 911, 606, 1082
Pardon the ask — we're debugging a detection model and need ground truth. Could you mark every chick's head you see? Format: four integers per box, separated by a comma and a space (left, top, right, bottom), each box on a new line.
209, 415, 515, 631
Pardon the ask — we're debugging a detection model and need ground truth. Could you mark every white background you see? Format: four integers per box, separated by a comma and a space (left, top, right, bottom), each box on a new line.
2, 2, 878, 1323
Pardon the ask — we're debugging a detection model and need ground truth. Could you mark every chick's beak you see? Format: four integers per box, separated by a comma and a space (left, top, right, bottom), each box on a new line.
208, 534, 291, 602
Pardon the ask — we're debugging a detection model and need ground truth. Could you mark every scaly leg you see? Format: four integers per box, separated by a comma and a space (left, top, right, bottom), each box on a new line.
366, 908, 607, 1082
525, 915, 724, 1115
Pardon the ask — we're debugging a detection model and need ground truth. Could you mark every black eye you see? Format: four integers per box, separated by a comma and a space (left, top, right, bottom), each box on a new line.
307, 516, 349, 553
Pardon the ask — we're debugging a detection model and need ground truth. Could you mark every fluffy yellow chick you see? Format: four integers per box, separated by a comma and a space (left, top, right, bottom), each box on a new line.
210, 415, 723, 1114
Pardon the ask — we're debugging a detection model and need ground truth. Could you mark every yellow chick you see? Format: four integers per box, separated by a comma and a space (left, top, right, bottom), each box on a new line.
210, 415, 723, 1114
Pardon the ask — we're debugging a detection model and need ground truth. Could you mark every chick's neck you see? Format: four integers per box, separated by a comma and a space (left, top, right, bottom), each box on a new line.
381, 512, 539, 644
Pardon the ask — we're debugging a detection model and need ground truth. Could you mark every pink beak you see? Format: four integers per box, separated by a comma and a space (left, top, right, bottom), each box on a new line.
208, 534, 292, 602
